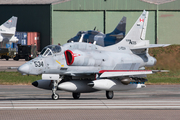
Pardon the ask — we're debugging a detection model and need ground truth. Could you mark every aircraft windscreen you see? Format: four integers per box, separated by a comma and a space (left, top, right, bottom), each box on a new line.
40, 45, 61, 56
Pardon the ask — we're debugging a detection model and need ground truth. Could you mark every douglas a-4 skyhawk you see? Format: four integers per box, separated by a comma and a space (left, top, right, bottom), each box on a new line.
68, 16, 126, 46
18, 10, 170, 100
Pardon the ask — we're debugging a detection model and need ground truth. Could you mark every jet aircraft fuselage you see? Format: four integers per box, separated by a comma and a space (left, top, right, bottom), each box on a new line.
19, 43, 156, 76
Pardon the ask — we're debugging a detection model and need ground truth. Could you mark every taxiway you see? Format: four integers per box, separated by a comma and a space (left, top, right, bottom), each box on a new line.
0, 59, 26, 72
0, 85, 180, 109
0, 59, 180, 119
0, 85, 180, 119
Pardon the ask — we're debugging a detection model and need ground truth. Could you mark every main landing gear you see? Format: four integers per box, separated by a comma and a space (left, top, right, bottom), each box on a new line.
106, 91, 114, 99
72, 92, 81, 99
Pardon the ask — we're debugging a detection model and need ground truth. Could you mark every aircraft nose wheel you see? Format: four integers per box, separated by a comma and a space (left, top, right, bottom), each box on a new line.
72, 92, 81, 99
52, 93, 59, 100
106, 91, 114, 99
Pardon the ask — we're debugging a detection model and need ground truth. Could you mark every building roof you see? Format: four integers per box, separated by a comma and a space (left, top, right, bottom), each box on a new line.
0, 0, 70, 5
0, 0, 176, 5
141, 0, 175, 5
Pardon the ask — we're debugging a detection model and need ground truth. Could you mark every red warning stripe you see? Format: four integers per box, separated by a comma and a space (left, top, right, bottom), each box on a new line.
99, 70, 152, 73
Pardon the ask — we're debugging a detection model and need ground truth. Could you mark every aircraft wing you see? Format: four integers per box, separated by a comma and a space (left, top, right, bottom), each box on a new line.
63, 71, 98, 76
131, 44, 171, 49
99, 70, 168, 78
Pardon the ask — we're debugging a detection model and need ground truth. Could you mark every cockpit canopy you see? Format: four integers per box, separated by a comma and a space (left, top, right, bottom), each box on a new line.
40, 45, 61, 56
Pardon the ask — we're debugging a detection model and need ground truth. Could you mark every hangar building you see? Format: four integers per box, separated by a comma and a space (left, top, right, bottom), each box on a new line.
0, 0, 179, 51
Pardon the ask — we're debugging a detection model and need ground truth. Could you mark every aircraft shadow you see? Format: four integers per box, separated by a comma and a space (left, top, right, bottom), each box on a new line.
0, 98, 106, 101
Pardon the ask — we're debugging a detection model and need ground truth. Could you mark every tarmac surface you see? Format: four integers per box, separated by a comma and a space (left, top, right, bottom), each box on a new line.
0, 59, 26, 72
0, 59, 180, 119
0, 85, 180, 119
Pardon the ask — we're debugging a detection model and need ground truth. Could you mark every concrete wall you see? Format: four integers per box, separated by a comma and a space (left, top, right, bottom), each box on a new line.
158, 11, 180, 44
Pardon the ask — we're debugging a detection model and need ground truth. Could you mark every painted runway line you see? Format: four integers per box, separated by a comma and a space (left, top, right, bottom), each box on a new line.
1, 100, 180, 109
0, 85, 180, 110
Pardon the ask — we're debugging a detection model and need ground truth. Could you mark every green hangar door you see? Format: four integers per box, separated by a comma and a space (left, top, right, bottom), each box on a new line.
52, 11, 104, 45
106, 11, 156, 44
158, 11, 180, 44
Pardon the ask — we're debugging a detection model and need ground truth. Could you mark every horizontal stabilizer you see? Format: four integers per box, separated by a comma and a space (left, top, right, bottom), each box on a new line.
131, 44, 171, 49
1, 32, 15, 35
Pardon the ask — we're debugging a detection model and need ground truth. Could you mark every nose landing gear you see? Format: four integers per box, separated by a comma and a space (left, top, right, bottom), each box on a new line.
51, 75, 64, 100
52, 80, 59, 100
52, 93, 59, 100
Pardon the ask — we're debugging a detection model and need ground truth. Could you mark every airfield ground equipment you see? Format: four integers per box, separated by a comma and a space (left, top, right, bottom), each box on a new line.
0, 48, 16, 60
13, 44, 37, 61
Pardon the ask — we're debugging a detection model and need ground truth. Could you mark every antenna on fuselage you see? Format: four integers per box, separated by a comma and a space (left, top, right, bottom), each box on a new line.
93, 26, 96, 30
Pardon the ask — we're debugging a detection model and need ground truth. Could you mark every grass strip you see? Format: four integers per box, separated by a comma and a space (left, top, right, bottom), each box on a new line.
0, 71, 180, 85
0, 71, 41, 85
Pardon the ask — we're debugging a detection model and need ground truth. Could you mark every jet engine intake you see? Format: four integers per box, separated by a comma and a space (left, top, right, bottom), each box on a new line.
64, 49, 99, 66
64, 50, 74, 65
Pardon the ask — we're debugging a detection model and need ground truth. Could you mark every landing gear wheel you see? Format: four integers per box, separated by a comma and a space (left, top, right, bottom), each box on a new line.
106, 91, 114, 99
72, 93, 80, 99
14, 56, 19, 61
5, 56, 9, 61
52, 93, 59, 100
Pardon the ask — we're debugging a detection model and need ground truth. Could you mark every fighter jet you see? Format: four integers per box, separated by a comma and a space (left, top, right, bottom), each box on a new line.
18, 10, 170, 100
67, 16, 126, 46
0, 16, 18, 44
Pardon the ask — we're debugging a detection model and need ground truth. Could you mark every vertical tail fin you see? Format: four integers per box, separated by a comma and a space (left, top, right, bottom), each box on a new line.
117, 10, 149, 47
109, 16, 126, 37
0, 16, 18, 34
105, 10, 170, 51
